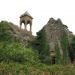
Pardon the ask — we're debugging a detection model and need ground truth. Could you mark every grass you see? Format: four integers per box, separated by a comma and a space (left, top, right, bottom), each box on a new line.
0, 62, 75, 75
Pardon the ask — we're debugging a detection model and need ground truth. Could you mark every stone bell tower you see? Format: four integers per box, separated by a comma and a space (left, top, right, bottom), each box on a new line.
20, 11, 33, 33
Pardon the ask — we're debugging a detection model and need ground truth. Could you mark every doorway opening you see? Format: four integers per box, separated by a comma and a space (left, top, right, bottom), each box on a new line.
51, 56, 56, 64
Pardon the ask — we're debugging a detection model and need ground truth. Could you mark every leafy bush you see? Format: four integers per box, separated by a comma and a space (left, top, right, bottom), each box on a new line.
0, 21, 40, 64
0, 21, 12, 42
0, 42, 40, 64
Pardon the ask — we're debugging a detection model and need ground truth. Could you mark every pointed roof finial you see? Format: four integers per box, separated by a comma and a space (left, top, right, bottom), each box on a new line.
20, 11, 33, 19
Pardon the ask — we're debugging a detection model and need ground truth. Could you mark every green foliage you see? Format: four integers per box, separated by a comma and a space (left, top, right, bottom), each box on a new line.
0, 21, 40, 64
0, 21, 12, 42
0, 42, 40, 64
60, 31, 70, 64
36, 29, 50, 64
69, 36, 75, 62
0, 20, 75, 75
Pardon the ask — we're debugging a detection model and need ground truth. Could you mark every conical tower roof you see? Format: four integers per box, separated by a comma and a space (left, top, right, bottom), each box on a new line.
20, 11, 33, 19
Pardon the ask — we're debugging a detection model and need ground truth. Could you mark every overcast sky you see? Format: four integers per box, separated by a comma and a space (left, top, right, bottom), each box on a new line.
0, 0, 75, 35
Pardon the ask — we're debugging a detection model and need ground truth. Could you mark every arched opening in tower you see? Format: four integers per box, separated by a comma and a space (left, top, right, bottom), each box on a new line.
21, 23, 25, 29
27, 24, 30, 31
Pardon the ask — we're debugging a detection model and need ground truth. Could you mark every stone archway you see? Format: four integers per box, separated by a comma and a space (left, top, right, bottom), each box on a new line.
20, 11, 33, 32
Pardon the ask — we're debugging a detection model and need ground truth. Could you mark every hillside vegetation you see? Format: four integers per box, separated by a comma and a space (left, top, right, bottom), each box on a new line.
0, 21, 75, 75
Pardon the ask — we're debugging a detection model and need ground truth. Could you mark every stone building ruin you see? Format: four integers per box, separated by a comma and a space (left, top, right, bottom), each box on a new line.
47, 18, 70, 64
20, 11, 33, 33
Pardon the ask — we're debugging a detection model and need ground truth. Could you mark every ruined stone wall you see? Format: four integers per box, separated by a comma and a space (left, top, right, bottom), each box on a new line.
39, 18, 70, 64
8, 22, 34, 47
